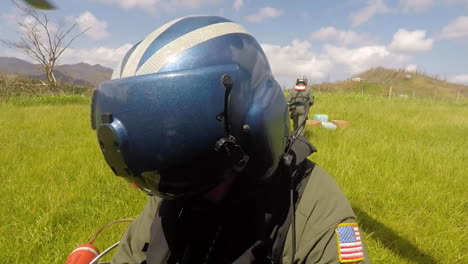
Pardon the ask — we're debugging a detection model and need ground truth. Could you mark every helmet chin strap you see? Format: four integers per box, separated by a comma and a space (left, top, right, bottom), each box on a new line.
214, 74, 250, 173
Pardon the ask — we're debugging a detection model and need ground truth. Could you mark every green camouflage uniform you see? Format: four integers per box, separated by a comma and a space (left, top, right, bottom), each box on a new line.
110, 162, 370, 264
288, 87, 314, 134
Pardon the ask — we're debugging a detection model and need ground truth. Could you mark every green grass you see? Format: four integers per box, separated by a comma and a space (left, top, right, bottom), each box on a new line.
305, 93, 467, 263
0, 102, 146, 263
0, 93, 466, 263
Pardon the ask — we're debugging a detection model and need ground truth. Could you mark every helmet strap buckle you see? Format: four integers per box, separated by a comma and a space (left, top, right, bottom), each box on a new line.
214, 135, 250, 173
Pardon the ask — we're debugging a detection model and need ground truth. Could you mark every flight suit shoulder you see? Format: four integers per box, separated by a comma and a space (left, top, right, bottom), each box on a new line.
111, 196, 161, 264
297, 165, 356, 228
281, 164, 370, 263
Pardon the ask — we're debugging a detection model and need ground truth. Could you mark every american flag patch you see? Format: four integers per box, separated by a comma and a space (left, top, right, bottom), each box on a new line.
335, 223, 364, 263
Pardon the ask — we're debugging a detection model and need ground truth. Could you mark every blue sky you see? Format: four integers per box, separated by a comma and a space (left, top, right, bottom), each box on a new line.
1, 0, 467, 86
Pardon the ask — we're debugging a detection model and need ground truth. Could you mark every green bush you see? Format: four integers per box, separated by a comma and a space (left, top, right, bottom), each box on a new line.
0, 74, 94, 100
3, 95, 90, 106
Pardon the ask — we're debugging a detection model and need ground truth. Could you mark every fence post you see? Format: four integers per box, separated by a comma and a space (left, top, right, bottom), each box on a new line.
456, 89, 461, 103
388, 86, 393, 99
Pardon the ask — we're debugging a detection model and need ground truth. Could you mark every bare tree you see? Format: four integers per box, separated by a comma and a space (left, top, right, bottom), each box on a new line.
0, 1, 88, 87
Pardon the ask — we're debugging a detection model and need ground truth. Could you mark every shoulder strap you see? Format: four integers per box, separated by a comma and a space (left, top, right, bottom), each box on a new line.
290, 136, 316, 167
270, 137, 316, 264
270, 163, 314, 264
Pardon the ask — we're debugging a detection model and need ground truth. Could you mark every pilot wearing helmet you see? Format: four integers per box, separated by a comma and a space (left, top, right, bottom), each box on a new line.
288, 76, 314, 135
91, 16, 370, 264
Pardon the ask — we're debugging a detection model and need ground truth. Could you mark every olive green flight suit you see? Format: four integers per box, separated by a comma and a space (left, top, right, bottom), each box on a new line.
288, 87, 314, 135
110, 164, 370, 264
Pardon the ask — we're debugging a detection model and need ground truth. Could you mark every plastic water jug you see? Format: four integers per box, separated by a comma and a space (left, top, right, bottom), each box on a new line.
322, 122, 337, 130
313, 114, 328, 123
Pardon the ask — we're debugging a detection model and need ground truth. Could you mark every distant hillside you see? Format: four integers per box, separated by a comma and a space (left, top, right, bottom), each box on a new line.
0, 57, 42, 76
57, 62, 112, 87
0, 57, 112, 87
316, 67, 467, 101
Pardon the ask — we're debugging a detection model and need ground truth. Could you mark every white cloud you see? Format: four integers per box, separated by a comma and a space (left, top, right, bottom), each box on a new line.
59, 43, 133, 68
406, 64, 418, 72
94, 0, 221, 13
438, 16, 468, 39
260, 38, 412, 84
233, 0, 243, 11
75, 11, 110, 40
246, 7, 284, 23
324, 44, 409, 74
17, 15, 59, 42
399, 0, 434, 12
388, 29, 434, 53
349, 0, 392, 27
311, 27, 375, 45
0, 42, 133, 69
450, 74, 468, 84
261, 40, 332, 81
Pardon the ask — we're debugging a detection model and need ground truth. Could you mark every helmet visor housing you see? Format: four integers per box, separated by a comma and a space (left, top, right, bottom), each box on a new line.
92, 64, 289, 199
91, 16, 289, 199
93, 65, 236, 198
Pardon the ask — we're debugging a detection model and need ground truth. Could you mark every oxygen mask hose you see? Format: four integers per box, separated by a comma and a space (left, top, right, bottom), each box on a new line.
64, 219, 134, 264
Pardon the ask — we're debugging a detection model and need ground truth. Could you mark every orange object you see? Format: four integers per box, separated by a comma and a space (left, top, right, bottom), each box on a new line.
330, 120, 350, 127
65, 244, 99, 264
306, 119, 322, 127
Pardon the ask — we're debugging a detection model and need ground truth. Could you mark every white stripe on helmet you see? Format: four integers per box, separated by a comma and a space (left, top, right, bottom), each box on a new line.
120, 17, 186, 78
135, 22, 250, 76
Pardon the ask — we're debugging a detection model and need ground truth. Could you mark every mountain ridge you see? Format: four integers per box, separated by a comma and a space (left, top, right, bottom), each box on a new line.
0, 57, 112, 87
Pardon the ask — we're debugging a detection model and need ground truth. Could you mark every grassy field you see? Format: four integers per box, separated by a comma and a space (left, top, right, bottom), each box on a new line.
0, 93, 466, 263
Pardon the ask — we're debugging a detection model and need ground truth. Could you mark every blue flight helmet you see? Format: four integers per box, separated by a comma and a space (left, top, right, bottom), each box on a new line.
91, 16, 290, 199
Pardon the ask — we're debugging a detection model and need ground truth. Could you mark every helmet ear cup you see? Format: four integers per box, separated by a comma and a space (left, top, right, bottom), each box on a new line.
97, 118, 130, 177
